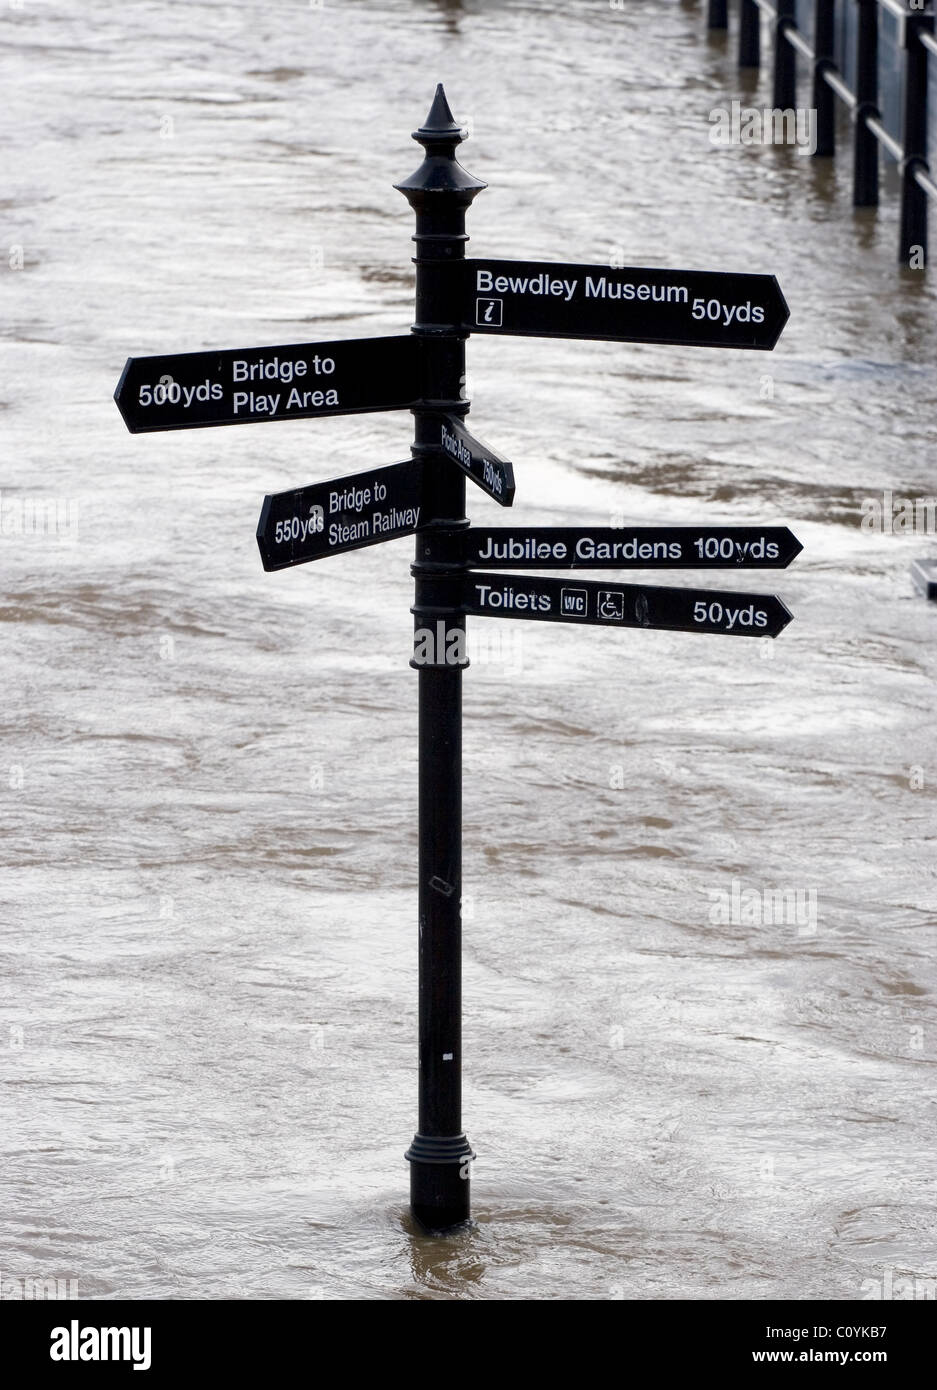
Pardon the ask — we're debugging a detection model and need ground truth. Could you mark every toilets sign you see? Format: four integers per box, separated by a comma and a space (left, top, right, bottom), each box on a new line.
463, 574, 793, 637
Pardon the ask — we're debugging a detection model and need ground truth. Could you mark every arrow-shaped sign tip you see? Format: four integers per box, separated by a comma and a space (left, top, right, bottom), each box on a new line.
114, 358, 137, 433
770, 276, 791, 349
772, 596, 795, 636
256, 495, 275, 572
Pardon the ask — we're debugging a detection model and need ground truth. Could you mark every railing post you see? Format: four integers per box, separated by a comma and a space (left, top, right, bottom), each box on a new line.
854, 0, 880, 206
813, 0, 837, 156
774, 0, 798, 111
740, 0, 761, 67
899, 11, 935, 266
708, 0, 729, 29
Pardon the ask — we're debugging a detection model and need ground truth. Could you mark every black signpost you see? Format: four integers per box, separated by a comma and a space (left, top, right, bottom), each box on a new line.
437, 413, 515, 507
461, 526, 802, 570
464, 258, 789, 349
115, 85, 800, 1235
463, 573, 793, 637
115, 334, 420, 432
257, 459, 425, 571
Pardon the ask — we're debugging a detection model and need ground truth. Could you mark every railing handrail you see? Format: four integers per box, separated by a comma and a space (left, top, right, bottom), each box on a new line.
706, 0, 937, 266
877, 0, 925, 22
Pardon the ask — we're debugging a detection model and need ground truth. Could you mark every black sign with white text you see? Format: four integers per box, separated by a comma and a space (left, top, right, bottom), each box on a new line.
463, 259, 789, 349
462, 526, 802, 569
256, 459, 425, 571
463, 572, 792, 637
115, 334, 421, 433
438, 415, 515, 506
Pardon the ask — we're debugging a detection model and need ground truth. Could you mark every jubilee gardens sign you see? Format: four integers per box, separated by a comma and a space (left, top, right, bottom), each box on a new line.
115, 86, 800, 1233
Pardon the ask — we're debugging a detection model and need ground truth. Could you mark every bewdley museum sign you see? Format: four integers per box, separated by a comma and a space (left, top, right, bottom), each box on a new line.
116, 87, 799, 1233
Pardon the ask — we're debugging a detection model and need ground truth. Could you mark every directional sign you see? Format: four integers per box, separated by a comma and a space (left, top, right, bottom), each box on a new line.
438, 415, 515, 507
115, 334, 420, 433
462, 526, 802, 569
463, 573, 793, 637
257, 459, 425, 571
463, 259, 789, 350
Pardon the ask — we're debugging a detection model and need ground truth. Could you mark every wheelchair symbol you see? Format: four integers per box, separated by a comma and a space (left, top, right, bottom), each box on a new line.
598, 590, 624, 621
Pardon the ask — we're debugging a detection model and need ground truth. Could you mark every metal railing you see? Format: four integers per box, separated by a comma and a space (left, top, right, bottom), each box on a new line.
706, 0, 936, 265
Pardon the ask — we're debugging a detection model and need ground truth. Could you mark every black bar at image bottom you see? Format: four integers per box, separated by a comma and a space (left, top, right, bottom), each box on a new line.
1, 1298, 930, 1370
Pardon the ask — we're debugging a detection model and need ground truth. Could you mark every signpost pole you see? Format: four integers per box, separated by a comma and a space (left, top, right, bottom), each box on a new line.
395, 86, 485, 1231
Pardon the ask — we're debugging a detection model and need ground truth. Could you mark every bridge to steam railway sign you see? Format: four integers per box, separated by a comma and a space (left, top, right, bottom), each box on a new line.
115, 86, 800, 1234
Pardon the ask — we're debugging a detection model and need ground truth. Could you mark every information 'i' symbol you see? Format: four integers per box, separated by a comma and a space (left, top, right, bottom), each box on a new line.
309, 504, 324, 533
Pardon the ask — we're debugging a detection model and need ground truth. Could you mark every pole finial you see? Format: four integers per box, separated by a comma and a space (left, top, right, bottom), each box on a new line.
415, 84, 463, 144
394, 85, 486, 201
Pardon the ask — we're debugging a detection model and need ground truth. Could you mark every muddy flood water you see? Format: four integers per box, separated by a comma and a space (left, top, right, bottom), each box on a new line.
2, 0, 936, 1300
